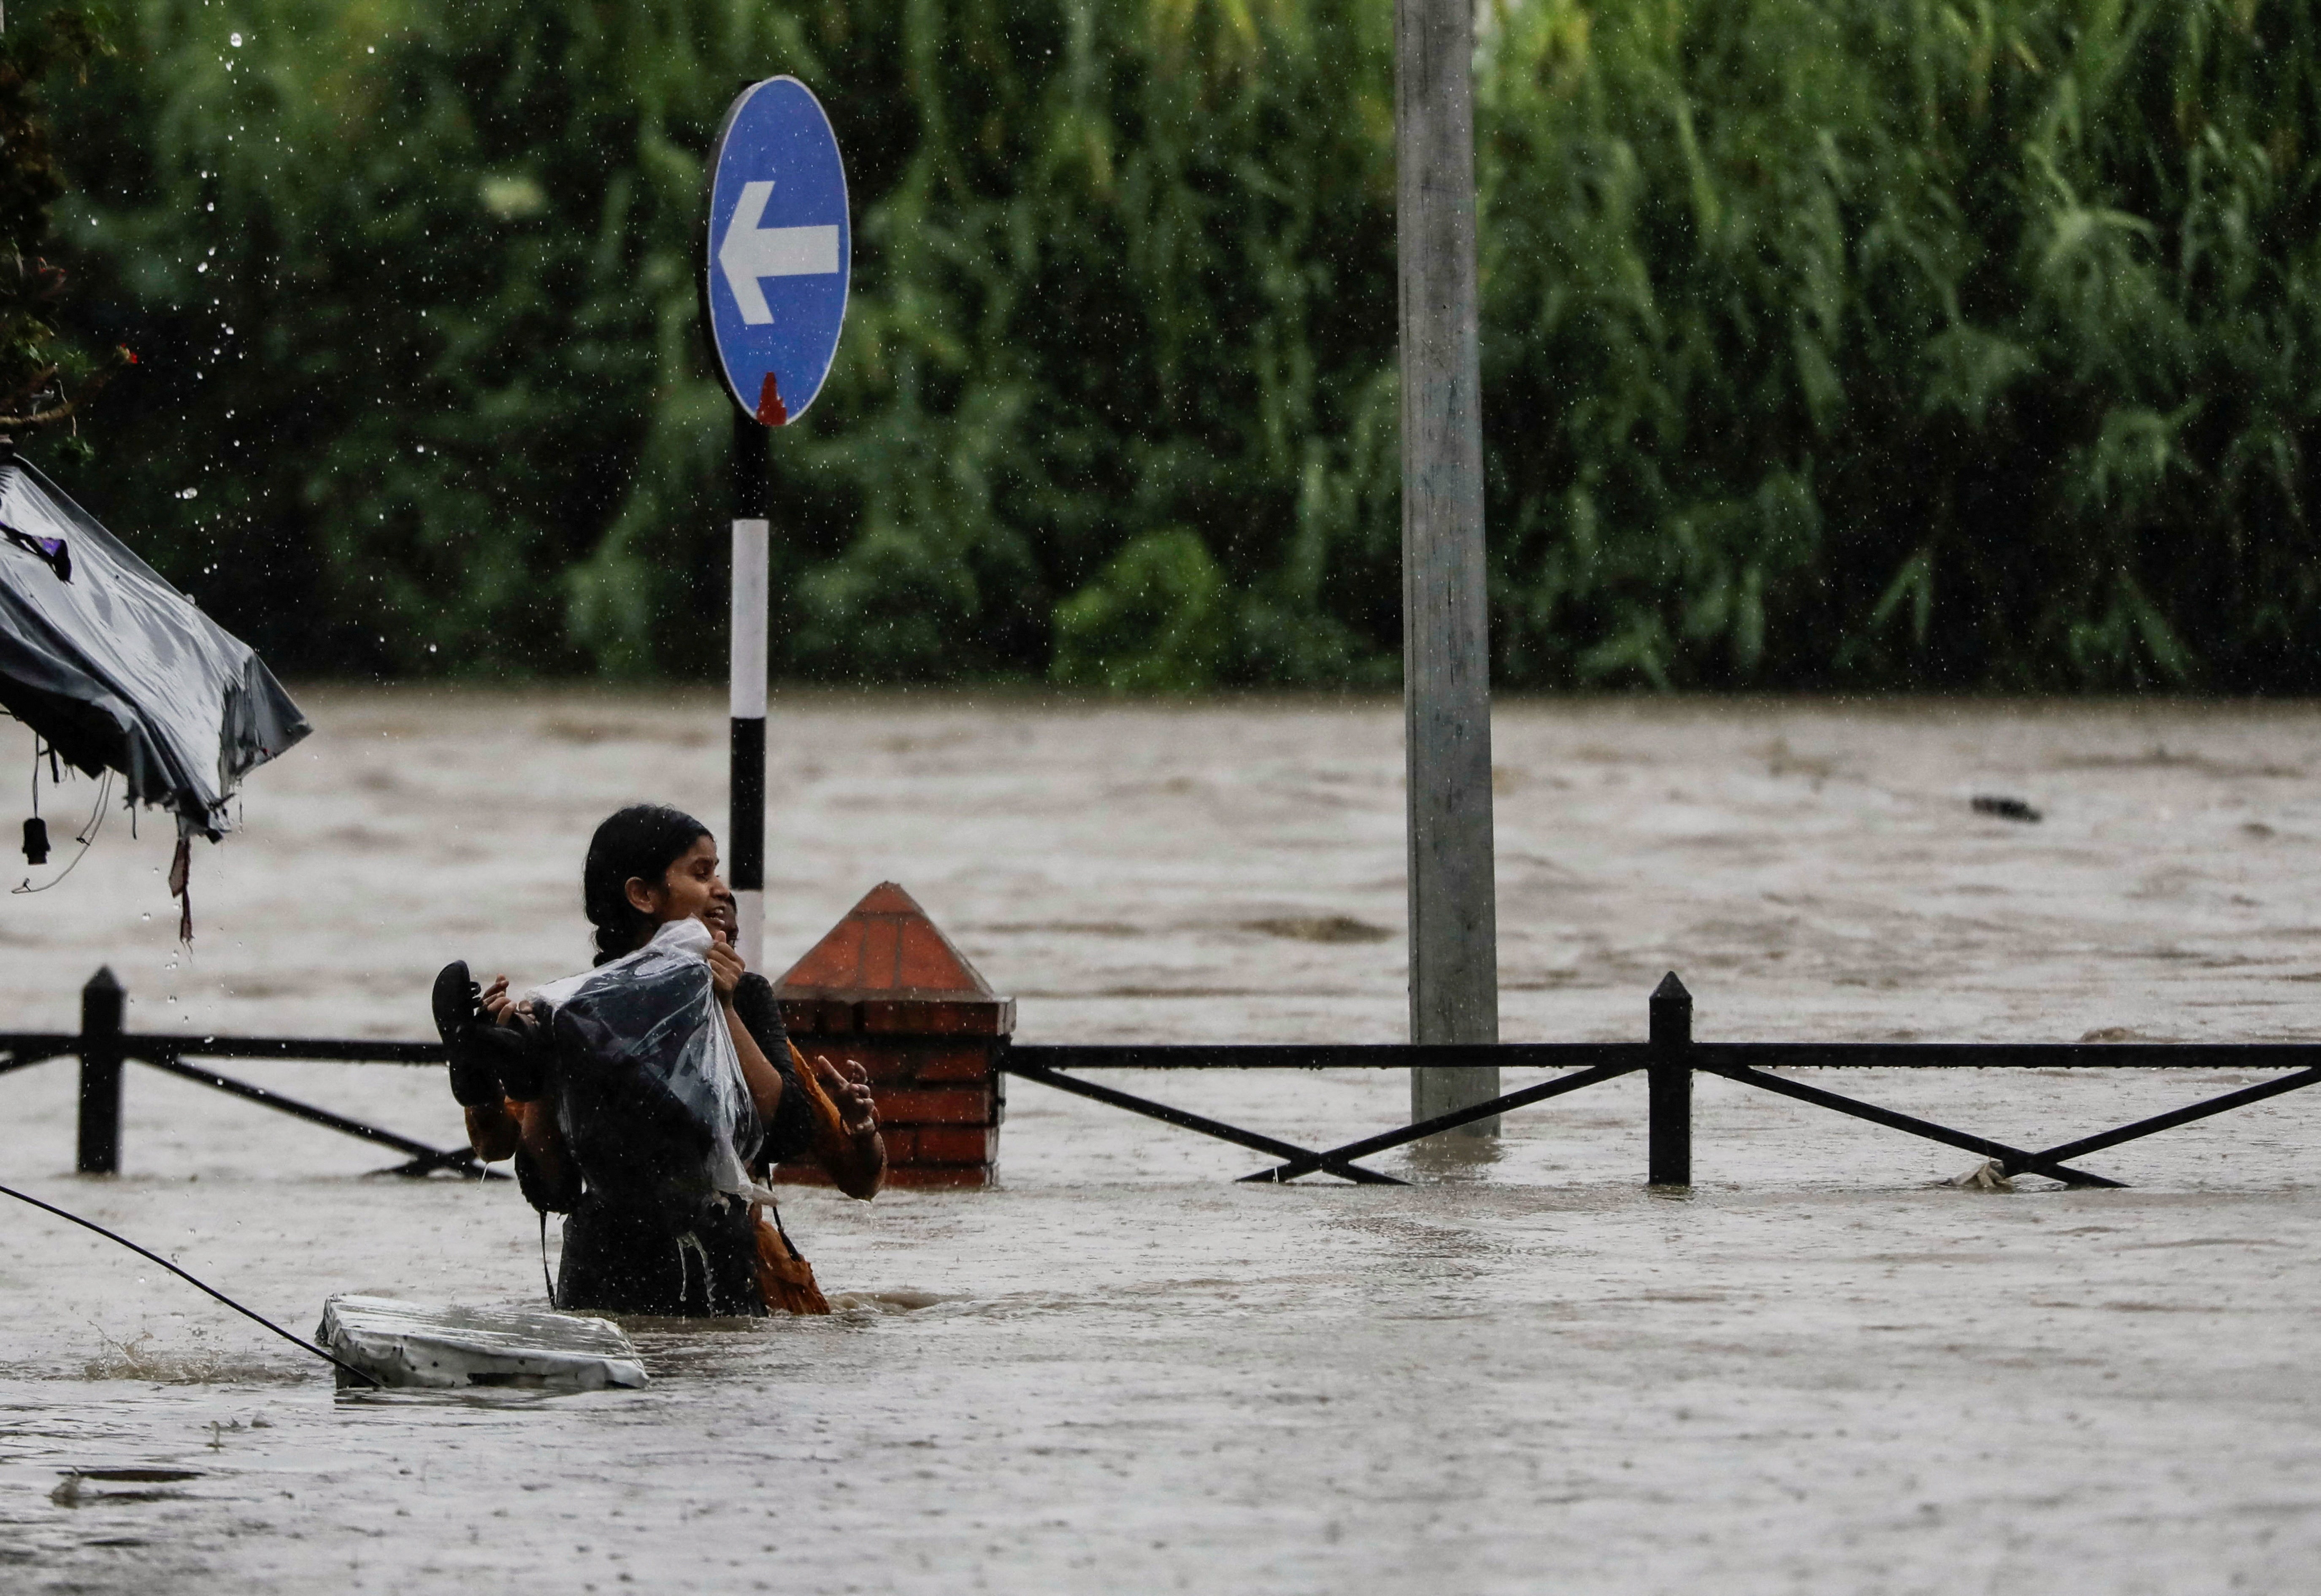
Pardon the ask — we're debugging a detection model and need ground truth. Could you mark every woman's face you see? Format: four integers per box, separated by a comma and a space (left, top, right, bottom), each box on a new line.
625, 834, 737, 942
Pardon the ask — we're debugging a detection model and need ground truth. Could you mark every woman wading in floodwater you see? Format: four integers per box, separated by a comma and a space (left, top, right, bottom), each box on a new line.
433, 804, 884, 1316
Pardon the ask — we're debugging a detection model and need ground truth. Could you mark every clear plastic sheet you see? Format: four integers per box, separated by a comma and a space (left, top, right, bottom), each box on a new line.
0, 452, 308, 838
527, 919, 763, 1210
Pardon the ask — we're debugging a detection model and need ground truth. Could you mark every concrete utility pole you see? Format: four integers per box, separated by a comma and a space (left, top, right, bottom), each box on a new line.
1397, 0, 1499, 1133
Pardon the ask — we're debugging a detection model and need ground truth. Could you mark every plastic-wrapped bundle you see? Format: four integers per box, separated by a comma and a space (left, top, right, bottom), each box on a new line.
526, 919, 761, 1211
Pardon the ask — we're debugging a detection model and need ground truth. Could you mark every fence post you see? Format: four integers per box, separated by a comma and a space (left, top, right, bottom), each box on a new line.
1648, 971, 1691, 1188
76, 966, 125, 1176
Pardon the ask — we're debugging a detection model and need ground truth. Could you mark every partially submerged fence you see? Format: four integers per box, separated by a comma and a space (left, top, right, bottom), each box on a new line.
5, 966, 2317, 1190
3, 968, 496, 1179
1005, 975, 2321, 1187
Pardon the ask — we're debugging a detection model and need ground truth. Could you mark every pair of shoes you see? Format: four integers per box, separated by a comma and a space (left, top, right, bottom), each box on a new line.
433, 961, 503, 1107
433, 960, 556, 1106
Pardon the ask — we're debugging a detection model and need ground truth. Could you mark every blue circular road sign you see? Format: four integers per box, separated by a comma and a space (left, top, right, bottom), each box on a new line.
704, 78, 851, 427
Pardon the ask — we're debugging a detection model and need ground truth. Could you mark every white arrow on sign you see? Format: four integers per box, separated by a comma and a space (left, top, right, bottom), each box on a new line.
717, 181, 840, 325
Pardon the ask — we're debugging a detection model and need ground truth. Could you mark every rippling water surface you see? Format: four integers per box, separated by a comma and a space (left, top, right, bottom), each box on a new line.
4, 691, 2319, 1593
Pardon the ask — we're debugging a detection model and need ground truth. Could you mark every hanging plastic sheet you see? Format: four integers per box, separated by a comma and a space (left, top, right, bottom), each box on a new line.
0, 448, 308, 841
527, 918, 764, 1212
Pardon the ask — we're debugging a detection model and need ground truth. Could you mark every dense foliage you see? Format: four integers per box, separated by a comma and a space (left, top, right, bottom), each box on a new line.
26, 0, 2321, 689
0, 3, 123, 448
1485, 0, 2321, 690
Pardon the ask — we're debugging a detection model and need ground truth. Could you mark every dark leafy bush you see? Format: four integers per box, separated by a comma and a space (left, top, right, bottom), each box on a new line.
26, 0, 2321, 690
0, 2, 122, 449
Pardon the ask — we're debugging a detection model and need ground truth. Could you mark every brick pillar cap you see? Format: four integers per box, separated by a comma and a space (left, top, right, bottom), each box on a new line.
775, 882, 1005, 1004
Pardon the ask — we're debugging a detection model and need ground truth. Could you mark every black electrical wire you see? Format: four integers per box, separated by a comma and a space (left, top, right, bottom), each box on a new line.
0, 1179, 380, 1387
14, 768, 111, 895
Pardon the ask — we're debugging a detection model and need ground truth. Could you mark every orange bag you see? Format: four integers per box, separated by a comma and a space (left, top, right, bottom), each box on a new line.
748, 1041, 851, 1316
751, 1204, 830, 1316
785, 1039, 853, 1144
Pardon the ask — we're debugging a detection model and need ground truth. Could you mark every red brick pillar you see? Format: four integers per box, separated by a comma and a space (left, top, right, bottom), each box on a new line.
771, 883, 1010, 1189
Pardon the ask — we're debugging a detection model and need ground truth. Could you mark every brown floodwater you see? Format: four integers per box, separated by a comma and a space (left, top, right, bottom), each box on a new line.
3, 690, 2318, 1593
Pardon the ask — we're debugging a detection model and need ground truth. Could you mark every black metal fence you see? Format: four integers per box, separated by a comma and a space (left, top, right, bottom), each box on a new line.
2, 967, 493, 1179
5, 966, 2317, 1188
1001, 973, 2321, 1186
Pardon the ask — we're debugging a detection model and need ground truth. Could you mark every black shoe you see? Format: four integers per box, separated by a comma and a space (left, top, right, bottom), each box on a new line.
492, 1006, 553, 1103
432, 960, 503, 1108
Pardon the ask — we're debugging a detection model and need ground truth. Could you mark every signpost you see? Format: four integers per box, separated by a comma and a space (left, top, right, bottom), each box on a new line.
704, 77, 851, 970
1396, 0, 1499, 1133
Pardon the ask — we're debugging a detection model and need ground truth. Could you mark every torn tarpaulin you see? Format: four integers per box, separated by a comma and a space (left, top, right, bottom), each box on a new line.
0, 449, 308, 842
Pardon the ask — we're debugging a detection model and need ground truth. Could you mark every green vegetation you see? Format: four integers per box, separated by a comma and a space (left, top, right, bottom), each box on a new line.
24, 0, 2321, 689
1485, 0, 2321, 690
0, 3, 124, 449
1053, 528, 1235, 690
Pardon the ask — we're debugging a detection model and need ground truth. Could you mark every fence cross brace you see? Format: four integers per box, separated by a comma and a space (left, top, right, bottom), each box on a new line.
1700, 1062, 2123, 1186
0, 1039, 77, 1077
137, 1050, 499, 1181
1239, 1062, 1641, 1182
1000, 1060, 1406, 1184
2003, 1064, 2321, 1176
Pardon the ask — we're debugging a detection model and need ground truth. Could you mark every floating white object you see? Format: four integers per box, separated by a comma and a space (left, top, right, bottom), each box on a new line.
1943, 1158, 2018, 1193
316, 1295, 649, 1390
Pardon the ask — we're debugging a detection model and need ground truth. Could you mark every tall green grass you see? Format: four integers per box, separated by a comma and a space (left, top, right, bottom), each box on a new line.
1484, 0, 2321, 688
31, 0, 2321, 689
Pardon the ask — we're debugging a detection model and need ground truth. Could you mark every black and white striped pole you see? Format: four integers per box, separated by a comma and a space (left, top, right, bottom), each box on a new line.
729, 411, 769, 972
704, 75, 851, 974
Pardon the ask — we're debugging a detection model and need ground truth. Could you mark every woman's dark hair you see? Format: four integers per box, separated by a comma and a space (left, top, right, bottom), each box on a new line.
583, 804, 711, 964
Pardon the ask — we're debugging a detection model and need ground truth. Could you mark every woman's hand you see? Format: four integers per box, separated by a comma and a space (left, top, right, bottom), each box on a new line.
481, 977, 546, 1032
792, 1045, 884, 1199
813, 1056, 879, 1138
704, 930, 744, 1002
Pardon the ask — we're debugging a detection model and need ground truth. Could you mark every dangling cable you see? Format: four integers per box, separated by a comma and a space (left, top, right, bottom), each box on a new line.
14, 768, 108, 895
20, 735, 44, 867
0, 1179, 380, 1386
